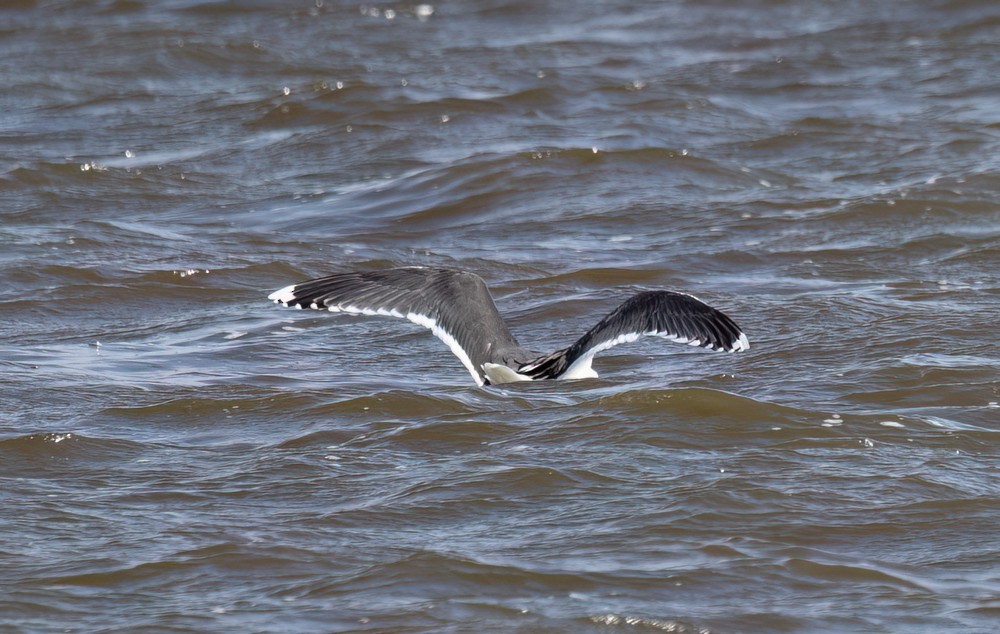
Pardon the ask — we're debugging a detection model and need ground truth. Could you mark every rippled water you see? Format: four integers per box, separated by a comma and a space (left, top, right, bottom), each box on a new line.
2, 1, 999, 631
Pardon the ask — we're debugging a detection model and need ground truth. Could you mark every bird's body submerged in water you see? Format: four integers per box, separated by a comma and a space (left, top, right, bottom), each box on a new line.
268, 266, 749, 386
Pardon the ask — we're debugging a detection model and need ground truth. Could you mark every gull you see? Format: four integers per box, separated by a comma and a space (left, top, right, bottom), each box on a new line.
269, 266, 749, 386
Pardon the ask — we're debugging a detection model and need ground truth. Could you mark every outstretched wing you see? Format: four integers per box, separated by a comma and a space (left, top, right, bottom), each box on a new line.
518, 291, 749, 380
268, 267, 521, 386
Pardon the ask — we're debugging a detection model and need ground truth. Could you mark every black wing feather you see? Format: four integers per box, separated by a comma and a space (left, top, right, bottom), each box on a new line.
519, 291, 749, 380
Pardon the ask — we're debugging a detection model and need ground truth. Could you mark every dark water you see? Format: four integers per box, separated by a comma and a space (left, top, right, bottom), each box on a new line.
2, 1, 999, 631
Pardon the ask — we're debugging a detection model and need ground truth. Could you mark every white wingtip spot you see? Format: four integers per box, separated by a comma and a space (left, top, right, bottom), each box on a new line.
735, 332, 750, 352
725, 332, 750, 352
268, 284, 299, 304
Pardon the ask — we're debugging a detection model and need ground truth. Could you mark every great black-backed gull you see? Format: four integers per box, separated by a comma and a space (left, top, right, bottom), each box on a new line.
268, 266, 749, 386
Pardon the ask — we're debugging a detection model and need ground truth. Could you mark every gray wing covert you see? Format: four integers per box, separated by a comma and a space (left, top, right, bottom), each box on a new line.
269, 267, 521, 386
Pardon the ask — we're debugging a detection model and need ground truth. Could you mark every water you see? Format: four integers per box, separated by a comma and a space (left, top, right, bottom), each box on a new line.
2, 1, 999, 631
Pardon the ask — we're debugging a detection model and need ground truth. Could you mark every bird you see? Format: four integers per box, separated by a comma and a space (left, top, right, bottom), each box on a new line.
268, 266, 749, 386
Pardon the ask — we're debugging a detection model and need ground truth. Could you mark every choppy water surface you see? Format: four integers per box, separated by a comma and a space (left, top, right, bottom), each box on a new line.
2, 1, 999, 631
